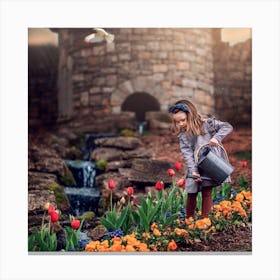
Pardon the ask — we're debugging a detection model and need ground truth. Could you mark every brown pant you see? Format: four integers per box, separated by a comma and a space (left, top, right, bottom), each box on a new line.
186, 187, 213, 218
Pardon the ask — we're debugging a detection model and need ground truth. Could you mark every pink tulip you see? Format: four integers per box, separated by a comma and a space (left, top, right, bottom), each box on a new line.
48, 204, 56, 215
71, 219, 80, 230
108, 179, 116, 190
176, 178, 186, 188
167, 169, 175, 176
50, 211, 59, 223
241, 160, 247, 168
174, 162, 181, 171
126, 186, 134, 196
155, 181, 164, 191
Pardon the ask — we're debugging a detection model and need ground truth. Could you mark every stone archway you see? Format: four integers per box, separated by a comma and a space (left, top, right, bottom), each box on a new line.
110, 76, 167, 115
121, 92, 160, 122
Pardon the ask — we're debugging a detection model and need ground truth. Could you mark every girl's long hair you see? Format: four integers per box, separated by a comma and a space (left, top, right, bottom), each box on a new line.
170, 99, 205, 136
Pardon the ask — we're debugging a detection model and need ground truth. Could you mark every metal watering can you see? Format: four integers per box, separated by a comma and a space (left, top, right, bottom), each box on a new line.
189, 143, 234, 185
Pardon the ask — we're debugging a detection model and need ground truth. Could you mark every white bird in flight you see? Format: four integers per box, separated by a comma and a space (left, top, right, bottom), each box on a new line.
84, 28, 115, 44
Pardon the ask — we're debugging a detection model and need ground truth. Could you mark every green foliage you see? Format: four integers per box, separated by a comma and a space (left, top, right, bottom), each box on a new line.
60, 164, 76, 187
49, 183, 69, 207
132, 192, 162, 233
28, 224, 57, 251
238, 175, 249, 191
65, 217, 84, 251
212, 182, 233, 202
221, 183, 232, 197
154, 185, 185, 229
99, 185, 187, 235
96, 159, 107, 171
99, 204, 132, 235
234, 150, 252, 160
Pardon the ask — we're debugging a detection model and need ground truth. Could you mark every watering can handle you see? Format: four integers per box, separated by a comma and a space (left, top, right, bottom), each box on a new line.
187, 175, 213, 181
194, 142, 230, 164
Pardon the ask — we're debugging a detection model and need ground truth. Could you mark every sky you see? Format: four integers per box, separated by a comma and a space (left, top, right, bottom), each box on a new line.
28, 28, 251, 46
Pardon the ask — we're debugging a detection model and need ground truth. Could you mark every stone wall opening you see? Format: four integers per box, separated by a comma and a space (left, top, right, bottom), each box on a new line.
121, 92, 160, 122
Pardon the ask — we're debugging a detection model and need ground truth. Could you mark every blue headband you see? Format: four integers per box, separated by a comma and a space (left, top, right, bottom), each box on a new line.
168, 103, 190, 113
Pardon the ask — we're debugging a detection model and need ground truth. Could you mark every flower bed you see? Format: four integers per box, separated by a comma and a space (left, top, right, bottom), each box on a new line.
29, 161, 252, 252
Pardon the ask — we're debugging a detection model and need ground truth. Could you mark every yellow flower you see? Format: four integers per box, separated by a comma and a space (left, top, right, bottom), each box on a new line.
195, 218, 211, 229
203, 218, 211, 227
112, 236, 122, 245
85, 241, 100, 252
235, 193, 244, 202
137, 243, 150, 252
220, 200, 231, 208
125, 245, 136, 252
44, 202, 50, 211
215, 212, 221, 218
205, 226, 216, 234
188, 223, 196, 230
241, 190, 252, 200
150, 222, 157, 231
174, 228, 188, 236
167, 240, 177, 251
184, 217, 194, 225
142, 232, 151, 239
110, 243, 123, 252
153, 228, 161, 236
213, 205, 222, 211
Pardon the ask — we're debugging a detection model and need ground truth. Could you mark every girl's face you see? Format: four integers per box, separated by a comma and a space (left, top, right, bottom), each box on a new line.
173, 111, 187, 130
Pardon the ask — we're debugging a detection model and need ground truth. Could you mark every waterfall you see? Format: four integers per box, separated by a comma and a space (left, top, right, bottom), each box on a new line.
64, 160, 100, 216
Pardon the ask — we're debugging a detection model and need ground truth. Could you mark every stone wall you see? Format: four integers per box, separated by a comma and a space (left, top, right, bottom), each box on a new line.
52, 28, 215, 132
212, 32, 252, 126
28, 28, 252, 131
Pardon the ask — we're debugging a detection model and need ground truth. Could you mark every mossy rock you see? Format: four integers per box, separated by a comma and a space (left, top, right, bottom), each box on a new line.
78, 211, 95, 221
96, 159, 107, 171
59, 164, 76, 187
49, 183, 70, 212
120, 129, 135, 137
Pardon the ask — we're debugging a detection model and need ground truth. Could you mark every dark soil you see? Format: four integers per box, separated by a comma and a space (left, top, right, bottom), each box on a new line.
181, 225, 252, 252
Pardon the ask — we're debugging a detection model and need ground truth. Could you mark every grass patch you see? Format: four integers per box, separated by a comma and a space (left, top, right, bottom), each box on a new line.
233, 150, 252, 160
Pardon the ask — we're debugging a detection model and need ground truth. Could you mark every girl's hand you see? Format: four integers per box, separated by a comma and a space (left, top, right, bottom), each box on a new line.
209, 137, 219, 146
192, 171, 202, 182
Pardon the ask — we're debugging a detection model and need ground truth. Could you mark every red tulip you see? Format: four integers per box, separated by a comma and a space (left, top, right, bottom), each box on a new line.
108, 179, 116, 190
126, 186, 134, 196
176, 178, 186, 188
174, 162, 181, 171
71, 219, 80, 230
50, 211, 59, 222
155, 181, 164, 191
167, 169, 175, 176
241, 160, 247, 168
48, 204, 56, 215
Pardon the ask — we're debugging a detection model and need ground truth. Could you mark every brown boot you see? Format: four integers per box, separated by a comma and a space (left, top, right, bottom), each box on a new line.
186, 193, 197, 218
201, 187, 213, 218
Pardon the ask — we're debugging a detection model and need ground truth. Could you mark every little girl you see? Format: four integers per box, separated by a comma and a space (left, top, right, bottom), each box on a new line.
168, 99, 233, 218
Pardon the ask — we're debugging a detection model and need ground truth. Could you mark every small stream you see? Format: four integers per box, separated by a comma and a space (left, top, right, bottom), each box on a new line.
63, 132, 119, 216
64, 160, 99, 217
